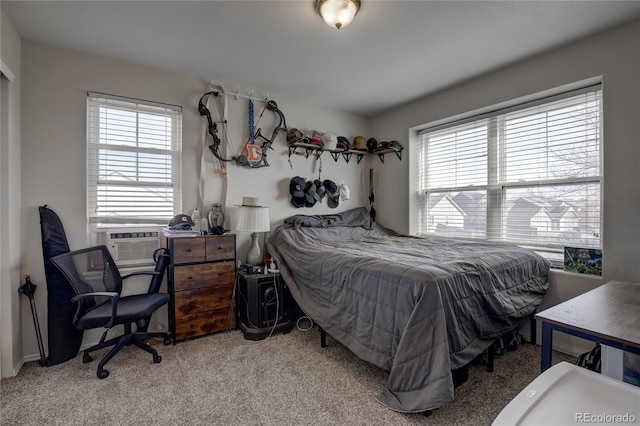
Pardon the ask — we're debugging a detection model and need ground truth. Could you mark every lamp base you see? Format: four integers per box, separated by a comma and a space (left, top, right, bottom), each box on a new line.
245, 232, 263, 266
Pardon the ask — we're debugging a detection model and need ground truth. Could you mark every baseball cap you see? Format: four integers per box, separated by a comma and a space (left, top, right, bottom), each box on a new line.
323, 179, 340, 208
314, 179, 326, 201
353, 136, 367, 151
289, 176, 307, 208
339, 182, 350, 201
306, 130, 323, 146
321, 133, 338, 150
388, 140, 404, 151
287, 128, 303, 145
336, 136, 349, 151
305, 180, 320, 207
366, 138, 378, 153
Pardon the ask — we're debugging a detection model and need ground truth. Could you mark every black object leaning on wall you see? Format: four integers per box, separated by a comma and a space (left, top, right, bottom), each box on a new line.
39, 205, 83, 365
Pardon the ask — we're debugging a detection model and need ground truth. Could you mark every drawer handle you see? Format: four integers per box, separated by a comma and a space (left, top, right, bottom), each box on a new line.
186, 249, 192, 252
218, 272, 224, 275
217, 246, 222, 250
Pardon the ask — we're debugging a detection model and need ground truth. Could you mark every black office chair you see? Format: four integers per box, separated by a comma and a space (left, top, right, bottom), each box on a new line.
51, 245, 171, 379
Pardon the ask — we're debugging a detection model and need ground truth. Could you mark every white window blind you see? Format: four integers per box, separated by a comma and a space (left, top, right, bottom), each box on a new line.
417, 85, 601, 252
87, 92, 182, 224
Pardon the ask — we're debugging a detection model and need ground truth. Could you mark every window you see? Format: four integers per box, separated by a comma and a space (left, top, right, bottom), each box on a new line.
417, 85, 602, 257
87, 92, 182, 225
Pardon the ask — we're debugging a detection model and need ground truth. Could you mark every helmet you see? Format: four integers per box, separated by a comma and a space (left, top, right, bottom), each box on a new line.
168, 214, 194, 230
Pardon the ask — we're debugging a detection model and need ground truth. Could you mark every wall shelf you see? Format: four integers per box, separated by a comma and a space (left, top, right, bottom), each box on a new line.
287, 142, 402, 164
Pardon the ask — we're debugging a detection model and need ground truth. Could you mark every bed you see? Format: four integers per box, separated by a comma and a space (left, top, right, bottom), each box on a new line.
266, 207, 550, 413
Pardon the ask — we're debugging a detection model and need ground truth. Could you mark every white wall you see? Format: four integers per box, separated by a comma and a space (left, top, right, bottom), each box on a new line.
371, 19, 640, 354
18, 39, 371, 363
0, 9, 22, 378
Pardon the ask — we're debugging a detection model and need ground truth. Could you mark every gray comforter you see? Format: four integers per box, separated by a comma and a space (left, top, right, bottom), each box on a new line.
267, 207, 550, 413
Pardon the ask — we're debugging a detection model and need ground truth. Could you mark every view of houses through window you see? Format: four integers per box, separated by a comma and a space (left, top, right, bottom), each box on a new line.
86, 93, 183, 225
417, 86, 602, 256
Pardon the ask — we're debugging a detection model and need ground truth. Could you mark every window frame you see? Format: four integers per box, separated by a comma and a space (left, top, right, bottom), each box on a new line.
414, 84, 602, 261
86, 92, 182, 227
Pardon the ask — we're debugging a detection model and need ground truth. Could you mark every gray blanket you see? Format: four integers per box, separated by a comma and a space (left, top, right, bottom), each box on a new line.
267, 208, 550, 413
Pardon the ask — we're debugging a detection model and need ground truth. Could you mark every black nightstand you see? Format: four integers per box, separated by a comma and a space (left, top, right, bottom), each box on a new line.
236, 268, 294, 340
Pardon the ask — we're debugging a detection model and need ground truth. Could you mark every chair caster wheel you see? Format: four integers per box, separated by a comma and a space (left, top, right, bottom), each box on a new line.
83, 353, 93, 363
153, 355, 162, 364
97, 369, 109, 379
163, 336, 172, 346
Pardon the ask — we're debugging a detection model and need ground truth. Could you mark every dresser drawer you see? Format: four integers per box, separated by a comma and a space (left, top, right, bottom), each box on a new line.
174, 286, 234, 317
173, 261, 235, 291
174, 308, 235, 341
172, 238, 206, 264
206, 235, 235, 261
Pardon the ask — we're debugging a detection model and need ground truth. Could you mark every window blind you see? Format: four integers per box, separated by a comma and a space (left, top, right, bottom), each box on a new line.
417, 86, 601, 251
87, 93, 182, 224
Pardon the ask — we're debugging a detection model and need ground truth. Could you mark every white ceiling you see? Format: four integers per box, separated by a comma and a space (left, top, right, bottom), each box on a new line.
3, 1, 640, 117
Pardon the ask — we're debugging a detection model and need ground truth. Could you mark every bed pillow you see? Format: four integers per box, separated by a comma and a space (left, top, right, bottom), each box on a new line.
285, 207, 372, 230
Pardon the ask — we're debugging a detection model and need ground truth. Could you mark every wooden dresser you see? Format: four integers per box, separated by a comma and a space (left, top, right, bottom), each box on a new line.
162, 233, 236, 342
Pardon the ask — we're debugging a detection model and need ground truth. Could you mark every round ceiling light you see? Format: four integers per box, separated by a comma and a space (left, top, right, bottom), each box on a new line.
315, 0, 361, 30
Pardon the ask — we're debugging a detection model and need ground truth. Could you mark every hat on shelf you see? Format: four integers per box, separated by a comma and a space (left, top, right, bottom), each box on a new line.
388, 140, 404, 151
305, 130, 323, 147
353, 135, 367, 151
321, 133, 338, 150
287, 128, 303, 145
366, 137, 378, 153
336, 136, 350, 151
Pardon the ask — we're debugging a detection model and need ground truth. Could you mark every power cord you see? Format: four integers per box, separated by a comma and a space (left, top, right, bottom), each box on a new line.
227, 271, 240, 332
263, 273, 280, 341
295, 306, 314, 332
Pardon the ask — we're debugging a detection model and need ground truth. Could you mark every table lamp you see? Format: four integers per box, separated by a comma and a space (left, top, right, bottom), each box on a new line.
234, 197, 270, 266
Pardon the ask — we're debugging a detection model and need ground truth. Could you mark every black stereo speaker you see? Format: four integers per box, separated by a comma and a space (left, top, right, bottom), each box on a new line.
237, 271, 294, 340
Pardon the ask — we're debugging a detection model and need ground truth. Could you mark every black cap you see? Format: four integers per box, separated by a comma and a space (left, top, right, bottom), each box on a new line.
323, 180, 340, 208
290, 176, 307, 208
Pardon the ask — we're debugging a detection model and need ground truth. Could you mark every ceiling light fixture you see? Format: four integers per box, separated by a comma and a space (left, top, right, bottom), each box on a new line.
315, 0, 361, 30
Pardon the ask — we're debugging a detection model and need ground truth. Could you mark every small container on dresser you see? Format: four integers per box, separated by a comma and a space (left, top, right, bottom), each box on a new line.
161, 233, 237, 342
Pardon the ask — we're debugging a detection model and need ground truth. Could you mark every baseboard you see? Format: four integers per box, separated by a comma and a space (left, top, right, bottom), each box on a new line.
12, 358, 24, 376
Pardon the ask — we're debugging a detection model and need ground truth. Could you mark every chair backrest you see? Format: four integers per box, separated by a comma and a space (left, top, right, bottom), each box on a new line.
148, 247, 170, 294
51, 246, 123, 320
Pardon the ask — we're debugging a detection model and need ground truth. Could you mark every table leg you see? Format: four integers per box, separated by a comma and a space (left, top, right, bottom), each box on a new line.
540, 322, 553, 372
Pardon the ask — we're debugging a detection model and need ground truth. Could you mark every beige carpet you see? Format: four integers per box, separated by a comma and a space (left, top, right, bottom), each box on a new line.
1, 327, 573, 425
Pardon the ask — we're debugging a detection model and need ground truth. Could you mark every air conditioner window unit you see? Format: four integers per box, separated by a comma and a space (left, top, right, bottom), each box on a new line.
105, 227, 161, 267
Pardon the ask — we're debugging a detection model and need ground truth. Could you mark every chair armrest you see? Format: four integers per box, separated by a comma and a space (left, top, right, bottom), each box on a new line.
122, 271, 163, 295
121, 271, 159, 280
71, 292, 119, 328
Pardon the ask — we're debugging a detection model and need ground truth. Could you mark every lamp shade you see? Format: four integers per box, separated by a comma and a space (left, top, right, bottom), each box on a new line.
316, 0, 361, 30
235, 206, 270, 233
